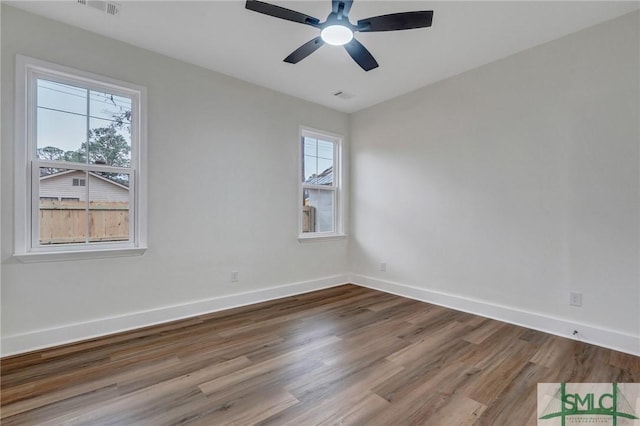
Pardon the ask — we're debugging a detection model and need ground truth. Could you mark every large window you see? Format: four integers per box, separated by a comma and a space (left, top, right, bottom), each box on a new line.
14, 56, 147, 261
299, 128, 344, 239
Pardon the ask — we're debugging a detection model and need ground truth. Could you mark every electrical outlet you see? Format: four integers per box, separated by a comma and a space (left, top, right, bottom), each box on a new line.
231, 271, 239, 282
569, 292, 582, 307
380, 262, 387, 272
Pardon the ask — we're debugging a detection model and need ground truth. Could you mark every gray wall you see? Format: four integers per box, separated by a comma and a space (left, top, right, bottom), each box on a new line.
350, 11, 639, 346
1, 6, 349, 353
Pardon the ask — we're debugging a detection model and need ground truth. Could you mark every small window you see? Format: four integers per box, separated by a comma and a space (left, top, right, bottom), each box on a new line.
14, 56, 147, 261
299, 127, 344, 238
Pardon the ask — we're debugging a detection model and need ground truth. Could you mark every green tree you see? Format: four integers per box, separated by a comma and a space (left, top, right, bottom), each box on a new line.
82, 127, 130, 167
111, 110, 131, 133
37, 146, 66, 176
37, 146, 64, 160
63, 150, 86, 164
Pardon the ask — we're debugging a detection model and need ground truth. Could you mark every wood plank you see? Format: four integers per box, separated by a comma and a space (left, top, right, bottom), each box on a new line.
1, 284, 638, 425
190, 387, 299, 426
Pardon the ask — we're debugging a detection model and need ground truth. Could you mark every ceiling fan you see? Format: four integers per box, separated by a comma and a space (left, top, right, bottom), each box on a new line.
245, 0, 434, 71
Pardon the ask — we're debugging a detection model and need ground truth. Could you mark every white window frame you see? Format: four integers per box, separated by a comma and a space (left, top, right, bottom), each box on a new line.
14, 55, 147, 262
298, 126, 345, 240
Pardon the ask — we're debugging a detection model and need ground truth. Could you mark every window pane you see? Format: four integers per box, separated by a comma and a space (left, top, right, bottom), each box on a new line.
89, 90, 131, 122
89, 118, 131, 167
302, 137, 334, 185
37, 80, 87, 115
37, 80, 88, 161
39, 168, 88, 245
303, 137, 318, 180
89, 91, 132, 167
37, 106, 87, 161
38, 168, 131, 245
302, 188, 335, 233
317, 139, 334, 179
89, 173, 130, 242
36, 79, 133, 167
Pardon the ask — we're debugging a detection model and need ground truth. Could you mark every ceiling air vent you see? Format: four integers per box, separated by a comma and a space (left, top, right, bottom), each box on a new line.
333, 91, 354, 100
77, 0, 121, 17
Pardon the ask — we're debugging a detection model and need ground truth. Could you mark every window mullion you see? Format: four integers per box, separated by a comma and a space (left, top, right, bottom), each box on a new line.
31, 163, 41, 248
84, 170, 90, 244
85, 84, 90, 165
29, 72, 38, 249
85, 88, 90, 243
302, 184, 336, 191
129, 170, 136, 243
33, 160, 131, 174
315, 139, 319, 180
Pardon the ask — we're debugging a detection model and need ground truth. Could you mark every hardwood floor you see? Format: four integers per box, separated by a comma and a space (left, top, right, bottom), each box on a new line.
1, 284, 638, 425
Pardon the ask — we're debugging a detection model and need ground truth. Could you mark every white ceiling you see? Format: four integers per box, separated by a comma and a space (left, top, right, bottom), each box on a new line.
8, 1, 639, 113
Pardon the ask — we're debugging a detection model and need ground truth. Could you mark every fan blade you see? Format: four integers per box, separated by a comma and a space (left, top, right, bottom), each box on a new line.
332, 0, 353, 17
284, 36, 325, 64
246, 0, 321, 27
357, 11, 433, 32
344, 39, 378, 71
343, 0, 353, 16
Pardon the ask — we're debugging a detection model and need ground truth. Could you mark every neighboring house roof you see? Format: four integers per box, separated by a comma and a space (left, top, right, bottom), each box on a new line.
40, 169, 129, 190
305, 166, 333, 185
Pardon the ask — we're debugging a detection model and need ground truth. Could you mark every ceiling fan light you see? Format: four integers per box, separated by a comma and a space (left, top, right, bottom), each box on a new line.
321, 25, 353, 46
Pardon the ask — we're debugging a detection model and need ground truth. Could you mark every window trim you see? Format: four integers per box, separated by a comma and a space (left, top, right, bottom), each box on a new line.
298, 126, 345, 240
14, 55, 147, 262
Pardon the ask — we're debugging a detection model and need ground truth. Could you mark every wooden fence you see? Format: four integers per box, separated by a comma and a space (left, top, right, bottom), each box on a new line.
39, 200, 129, 245
302, 205, 316, 233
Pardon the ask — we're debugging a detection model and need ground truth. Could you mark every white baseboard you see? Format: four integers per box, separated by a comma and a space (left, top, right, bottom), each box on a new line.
1, 275, 349, 357
4, 274, 638, 357
351, 274, 640, 356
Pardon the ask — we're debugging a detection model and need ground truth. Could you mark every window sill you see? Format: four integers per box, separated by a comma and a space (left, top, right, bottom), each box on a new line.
298, 234, 347, 243
14, 247, 147, 263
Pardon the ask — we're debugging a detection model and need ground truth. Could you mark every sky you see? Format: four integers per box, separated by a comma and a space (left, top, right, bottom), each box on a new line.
36, 78, 131, 158
303, 136, 333, 183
